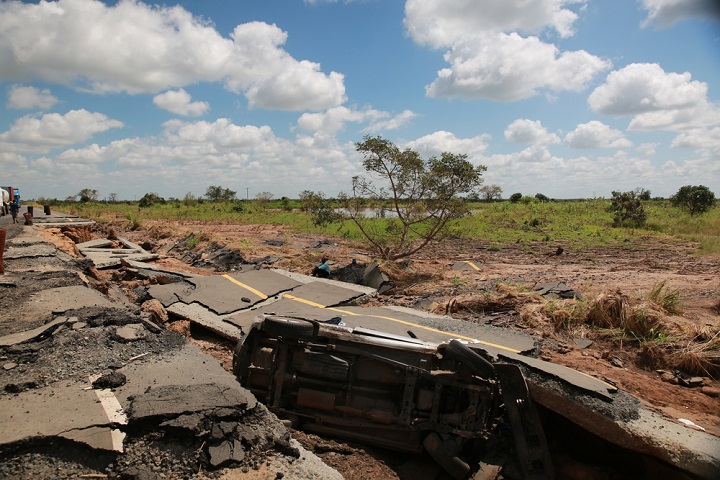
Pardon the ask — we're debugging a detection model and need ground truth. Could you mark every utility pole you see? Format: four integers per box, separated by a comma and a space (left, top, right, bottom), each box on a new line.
246, 187, 249, 200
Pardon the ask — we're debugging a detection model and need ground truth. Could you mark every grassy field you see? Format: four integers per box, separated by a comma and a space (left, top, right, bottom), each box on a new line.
46, 198, 720, 254
464, 199, 720, 254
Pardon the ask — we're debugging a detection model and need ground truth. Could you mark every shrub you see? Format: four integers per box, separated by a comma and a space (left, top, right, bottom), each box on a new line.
232, 201, 246, 213
670, 185, 716, 215
205, 186, 236, 202
341, 135, 486, 260
300, 190, 343, 227
138, 192, 165, 208
509, 193, 522, 203
182, 192, 197, 206
609, 190, 647, 227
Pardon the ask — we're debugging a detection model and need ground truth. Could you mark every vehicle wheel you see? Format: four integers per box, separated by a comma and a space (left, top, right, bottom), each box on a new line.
422, 432, 470, 479
446, 339, 495, 378
261, 316, 314, 339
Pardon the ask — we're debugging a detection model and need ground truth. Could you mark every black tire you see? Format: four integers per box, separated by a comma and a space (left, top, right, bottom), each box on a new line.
261, 316, 315, 339
422, 432, 470, 479
446, 339, 495, 378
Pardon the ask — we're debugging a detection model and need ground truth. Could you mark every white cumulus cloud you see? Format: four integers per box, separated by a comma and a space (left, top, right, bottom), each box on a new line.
505, 119, 560, 145
404, 0, 609, 102
671, 127, 720, 150
163, 118, 275, 149
404, 0, 585, 48
297, 107, 416, 136
0, 109, 123, 153
297, 107, 377, 136
63, 117, 360, 194
363, 110, 417, 133
404, 131, 490, 160
564, 121, 632, 149
7, 85, 58, 109
641, 0, 720, 27
589, 63, 709, 116
427, 34, 610, 101
153, 89, 209, 117
589, 63, 720, 139
0, 0, 345, 111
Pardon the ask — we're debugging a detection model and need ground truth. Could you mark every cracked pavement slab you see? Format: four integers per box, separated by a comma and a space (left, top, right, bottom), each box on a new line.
183, 269, 303, 314
0, 383, 115, 448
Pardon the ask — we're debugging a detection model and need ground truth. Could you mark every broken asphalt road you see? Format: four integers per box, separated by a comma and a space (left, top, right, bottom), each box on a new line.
0, 217, 341, 479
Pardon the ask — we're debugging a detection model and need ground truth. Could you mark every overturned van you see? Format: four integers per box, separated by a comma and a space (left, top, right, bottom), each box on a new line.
232, 315, 554, 479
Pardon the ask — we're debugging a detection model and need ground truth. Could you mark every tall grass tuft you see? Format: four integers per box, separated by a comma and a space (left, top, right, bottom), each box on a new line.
672, 329, 720, 377
647, 281, 681, 314
125, 213, 142, 231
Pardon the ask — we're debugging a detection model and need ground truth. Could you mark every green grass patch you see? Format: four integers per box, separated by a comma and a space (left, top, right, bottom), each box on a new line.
53, 198, 719, 255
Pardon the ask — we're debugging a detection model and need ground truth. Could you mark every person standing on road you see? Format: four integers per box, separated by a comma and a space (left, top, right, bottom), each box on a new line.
311, 257, 331, 278
9, 200, 19, 223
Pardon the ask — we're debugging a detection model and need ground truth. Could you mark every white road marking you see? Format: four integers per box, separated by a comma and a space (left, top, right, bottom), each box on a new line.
89, 375, 128, 452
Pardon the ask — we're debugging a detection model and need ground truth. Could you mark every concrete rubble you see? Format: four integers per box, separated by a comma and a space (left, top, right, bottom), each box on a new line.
532, 281, 581, 299
77, 237, 161, 269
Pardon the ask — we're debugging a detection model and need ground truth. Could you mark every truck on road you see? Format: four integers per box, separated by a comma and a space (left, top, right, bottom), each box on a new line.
1, 186, 20, 215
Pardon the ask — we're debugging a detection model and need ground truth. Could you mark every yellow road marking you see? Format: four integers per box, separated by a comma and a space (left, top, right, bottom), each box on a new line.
463, 261, 481, 270
285, 295, 520, 353
283, 294, 327, 309
221, 278, 519, 353
222, 274, 268, 299
224, 278, 613, 390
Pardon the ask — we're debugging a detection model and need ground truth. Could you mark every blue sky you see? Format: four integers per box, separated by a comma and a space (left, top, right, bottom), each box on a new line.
1, 0, 719, 201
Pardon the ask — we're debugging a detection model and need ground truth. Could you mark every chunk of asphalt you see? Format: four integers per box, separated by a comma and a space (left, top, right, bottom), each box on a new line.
159, 413, 204, 432
363, 263, 390, 292
209, 439, 246, 467
0, 316, 68, 347
93, 372, 127, 389
138, 316, 163, 334
128, 384, 257, 421
573, 338, 594, 349
452, 261, 482, 271
114, 323, 148, 342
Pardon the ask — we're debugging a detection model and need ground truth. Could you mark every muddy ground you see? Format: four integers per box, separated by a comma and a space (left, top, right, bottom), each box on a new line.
38, 218, 720, 479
